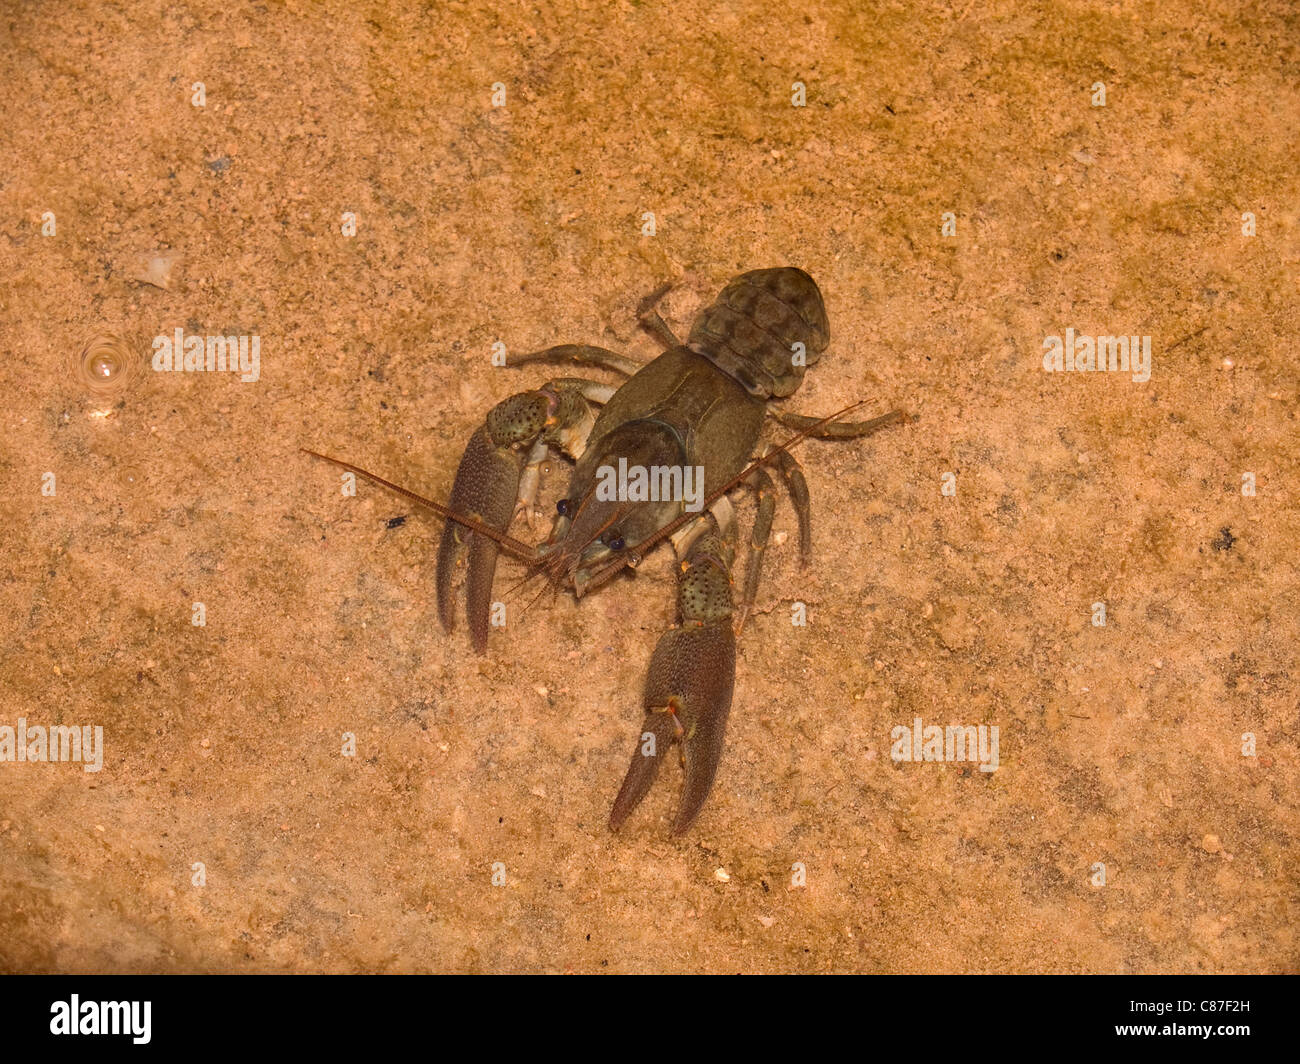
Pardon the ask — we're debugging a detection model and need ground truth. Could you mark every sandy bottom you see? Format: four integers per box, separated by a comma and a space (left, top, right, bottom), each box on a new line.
1, 0, 1296, 973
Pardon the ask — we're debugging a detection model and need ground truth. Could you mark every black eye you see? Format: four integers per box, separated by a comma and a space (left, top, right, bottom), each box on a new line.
556, 499, 570, 516
608, 535, 625, 552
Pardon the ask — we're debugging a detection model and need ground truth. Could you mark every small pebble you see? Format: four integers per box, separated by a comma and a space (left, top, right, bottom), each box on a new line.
135, 251, 180, 290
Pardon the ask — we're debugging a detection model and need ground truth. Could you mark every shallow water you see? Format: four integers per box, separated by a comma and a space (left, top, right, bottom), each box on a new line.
0, 0, 1296, 973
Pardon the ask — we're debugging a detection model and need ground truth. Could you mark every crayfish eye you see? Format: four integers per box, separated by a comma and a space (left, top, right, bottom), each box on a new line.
556, 498, 571, 516
607, 534, 625, 552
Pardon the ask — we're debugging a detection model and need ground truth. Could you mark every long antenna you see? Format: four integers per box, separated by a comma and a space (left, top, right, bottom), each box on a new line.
300, 449, 537, 562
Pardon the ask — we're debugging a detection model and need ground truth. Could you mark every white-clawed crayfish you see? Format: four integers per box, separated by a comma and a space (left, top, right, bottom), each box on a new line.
307, 268, 902, 834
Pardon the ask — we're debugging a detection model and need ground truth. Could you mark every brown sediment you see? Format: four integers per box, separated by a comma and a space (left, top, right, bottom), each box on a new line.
0, 0, 1295, 975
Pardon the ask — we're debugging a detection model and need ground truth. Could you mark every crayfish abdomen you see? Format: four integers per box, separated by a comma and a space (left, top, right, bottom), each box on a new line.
687, 267, 831, 399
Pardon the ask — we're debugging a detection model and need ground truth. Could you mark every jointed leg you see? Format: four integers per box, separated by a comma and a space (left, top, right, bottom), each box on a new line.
506, 344, 642, 377
737, 466, 777, 635
770, 449, 812, 566
770, 407, 905, 439
637, 281, 683, 351
513, 437, 551, 527
512, 379, 616, 527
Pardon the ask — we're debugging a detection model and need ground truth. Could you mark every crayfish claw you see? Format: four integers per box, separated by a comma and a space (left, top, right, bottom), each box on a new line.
609, 531, 736, 835
436, 395, 548, 651
608, 710, 676, 833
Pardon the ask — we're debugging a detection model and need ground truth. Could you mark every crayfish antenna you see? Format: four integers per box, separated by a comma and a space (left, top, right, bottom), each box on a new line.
300, 449, 536, 563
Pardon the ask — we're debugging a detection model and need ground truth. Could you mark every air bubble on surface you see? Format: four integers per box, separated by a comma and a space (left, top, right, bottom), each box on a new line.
76, 333, 138, 395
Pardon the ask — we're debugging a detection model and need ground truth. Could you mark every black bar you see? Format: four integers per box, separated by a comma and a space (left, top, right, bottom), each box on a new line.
1, 974, 1290, 1051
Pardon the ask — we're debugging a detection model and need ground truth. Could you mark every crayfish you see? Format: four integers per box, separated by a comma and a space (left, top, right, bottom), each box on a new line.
307, 268, 901, 834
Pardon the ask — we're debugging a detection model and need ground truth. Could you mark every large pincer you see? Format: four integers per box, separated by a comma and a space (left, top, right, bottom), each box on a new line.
609, 531, 737, 835
436, 383, 599, 650
434, 392, 552, 651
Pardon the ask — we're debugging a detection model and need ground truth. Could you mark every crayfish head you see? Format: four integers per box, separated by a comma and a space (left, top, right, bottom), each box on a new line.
539, 421, 689, 598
